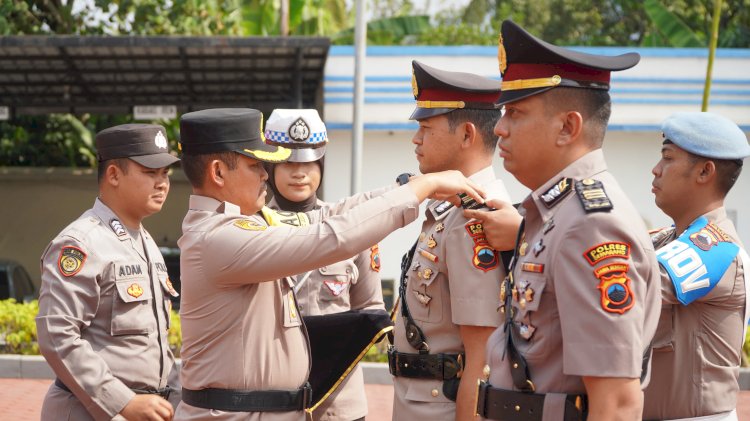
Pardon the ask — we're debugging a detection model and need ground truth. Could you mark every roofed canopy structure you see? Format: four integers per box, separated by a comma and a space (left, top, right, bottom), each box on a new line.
0, 36, 331, 118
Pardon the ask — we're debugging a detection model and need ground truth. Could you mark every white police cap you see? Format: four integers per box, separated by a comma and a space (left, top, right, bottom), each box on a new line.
264, 109, 328, 162
661, 112, 750, 160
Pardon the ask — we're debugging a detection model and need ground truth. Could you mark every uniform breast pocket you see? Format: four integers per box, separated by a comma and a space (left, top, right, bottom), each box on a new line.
318, 261, 357, 302
651, 305, 675, 352
111, 277, 154, 336
409, 261, 443, 324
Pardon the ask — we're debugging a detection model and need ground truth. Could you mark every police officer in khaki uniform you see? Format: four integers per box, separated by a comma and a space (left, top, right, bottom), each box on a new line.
174, 108, 486, 421
468, 21, 661, 420
36, 124, 181, 421
643, 112, 750, 421
389, 61, 511, 421
264, 108, 383, 421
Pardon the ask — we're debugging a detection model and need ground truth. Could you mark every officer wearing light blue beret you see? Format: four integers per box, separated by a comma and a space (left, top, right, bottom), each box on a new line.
645, 111, 750, 420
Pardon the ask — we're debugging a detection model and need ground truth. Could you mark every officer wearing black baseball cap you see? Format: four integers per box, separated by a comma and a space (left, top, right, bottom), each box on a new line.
37, 122, 181, 421
96, 123, 180, 168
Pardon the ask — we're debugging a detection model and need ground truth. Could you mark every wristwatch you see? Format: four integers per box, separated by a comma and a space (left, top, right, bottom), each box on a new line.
396, 172, 414, 186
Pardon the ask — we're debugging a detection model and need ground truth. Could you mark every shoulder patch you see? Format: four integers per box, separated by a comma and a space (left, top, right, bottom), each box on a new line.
261, 207, 310, 227
540, 177, 573, 208
596, 264, 635, 314
370, 244, 381, 272
234, 219, 267, 231
575, 179, 612, 213
58, 246, 87, 277
584, 242, 631, 266
465, 221, 499, 272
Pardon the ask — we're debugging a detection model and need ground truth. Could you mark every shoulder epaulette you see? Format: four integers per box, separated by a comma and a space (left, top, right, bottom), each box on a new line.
575, 179, 613, 213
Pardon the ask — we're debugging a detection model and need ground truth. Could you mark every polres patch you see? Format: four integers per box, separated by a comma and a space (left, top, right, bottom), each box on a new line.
58, 246, 87, 277
584, 242, 630, 266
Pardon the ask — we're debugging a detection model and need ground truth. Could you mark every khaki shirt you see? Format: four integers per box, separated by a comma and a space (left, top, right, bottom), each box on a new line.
643, 207, 746, 419
36, 198, 179, 421
175, 185, 418, 421
484, 150, 660, 406
268, 197, 385, 421
393, 167, 509, 421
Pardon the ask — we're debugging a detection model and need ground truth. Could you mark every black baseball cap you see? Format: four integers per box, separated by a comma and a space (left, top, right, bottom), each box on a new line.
95, 124, 180, 168
179, 108, 291, 163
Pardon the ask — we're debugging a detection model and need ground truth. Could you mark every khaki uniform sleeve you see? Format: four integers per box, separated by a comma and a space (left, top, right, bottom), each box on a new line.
554, 214, 653, 379
312, 185, 395, 220
445, 218, 505, 328
206, 185, 418, 287
35, 235, 135, 418
348, 246, 385, 311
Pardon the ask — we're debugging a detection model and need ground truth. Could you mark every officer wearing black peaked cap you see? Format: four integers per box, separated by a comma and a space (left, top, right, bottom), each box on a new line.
468, 20, 661, 421
173, 108, 489, 420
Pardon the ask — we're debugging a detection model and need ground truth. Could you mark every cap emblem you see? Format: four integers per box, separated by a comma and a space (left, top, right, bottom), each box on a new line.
411, 70, 419, 98
288, 118, 311, 142
154, 130, 168, 149
498, 33, 507, 75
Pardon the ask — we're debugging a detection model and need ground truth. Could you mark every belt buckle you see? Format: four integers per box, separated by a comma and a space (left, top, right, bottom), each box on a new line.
474, 380, 488, 418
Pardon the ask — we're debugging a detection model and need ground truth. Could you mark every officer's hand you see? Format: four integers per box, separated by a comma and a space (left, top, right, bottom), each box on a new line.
408, 170, 486, 206
463, 199, 522, 251
119, 394, 174, 421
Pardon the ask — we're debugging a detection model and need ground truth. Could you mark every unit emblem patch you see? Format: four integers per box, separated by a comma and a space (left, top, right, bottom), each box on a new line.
597, 273, 634, 314
58, 246, 87, 277
465, 221, 499, 272
689, 223, 731, 251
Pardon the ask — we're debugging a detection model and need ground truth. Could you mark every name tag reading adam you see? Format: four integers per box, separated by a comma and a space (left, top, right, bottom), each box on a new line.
655, 216, 739, 305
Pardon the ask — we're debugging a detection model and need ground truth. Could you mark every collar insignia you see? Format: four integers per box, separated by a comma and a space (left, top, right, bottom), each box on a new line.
540, 177, 573, 208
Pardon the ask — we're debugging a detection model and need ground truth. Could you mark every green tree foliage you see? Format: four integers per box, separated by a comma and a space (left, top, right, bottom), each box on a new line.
0, 299, 39, 355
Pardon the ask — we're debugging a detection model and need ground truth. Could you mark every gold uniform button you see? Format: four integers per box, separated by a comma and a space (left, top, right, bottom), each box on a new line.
431, 389, 439, 397
483, 365, 491, 378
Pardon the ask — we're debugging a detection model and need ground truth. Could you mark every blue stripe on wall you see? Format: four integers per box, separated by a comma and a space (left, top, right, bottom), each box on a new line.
329, 45, 750, 58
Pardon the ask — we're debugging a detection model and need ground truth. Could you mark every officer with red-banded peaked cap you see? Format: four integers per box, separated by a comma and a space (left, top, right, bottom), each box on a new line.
410, 60, 501, 120
496, 20, 639, 105
472, 20, 661, 421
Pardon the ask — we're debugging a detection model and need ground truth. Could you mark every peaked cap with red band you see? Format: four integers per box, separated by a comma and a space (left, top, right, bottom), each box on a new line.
497, 20, 640, 106
410, 60, 501, 120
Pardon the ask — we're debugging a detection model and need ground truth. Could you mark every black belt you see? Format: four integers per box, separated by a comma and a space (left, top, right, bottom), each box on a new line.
387, 348, 463, 380
55, 378, 171, 400
476, 381, 587, 421
182, 383, 312, 412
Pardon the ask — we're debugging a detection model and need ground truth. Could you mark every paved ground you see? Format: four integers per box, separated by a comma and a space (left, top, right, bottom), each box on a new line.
2, 378, 750, 420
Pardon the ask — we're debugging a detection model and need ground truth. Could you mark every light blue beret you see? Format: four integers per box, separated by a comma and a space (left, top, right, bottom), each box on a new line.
661, 112, 750, 160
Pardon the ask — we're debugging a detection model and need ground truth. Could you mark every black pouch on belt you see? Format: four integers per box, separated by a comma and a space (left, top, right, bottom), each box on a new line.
442, 377, 461, 401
